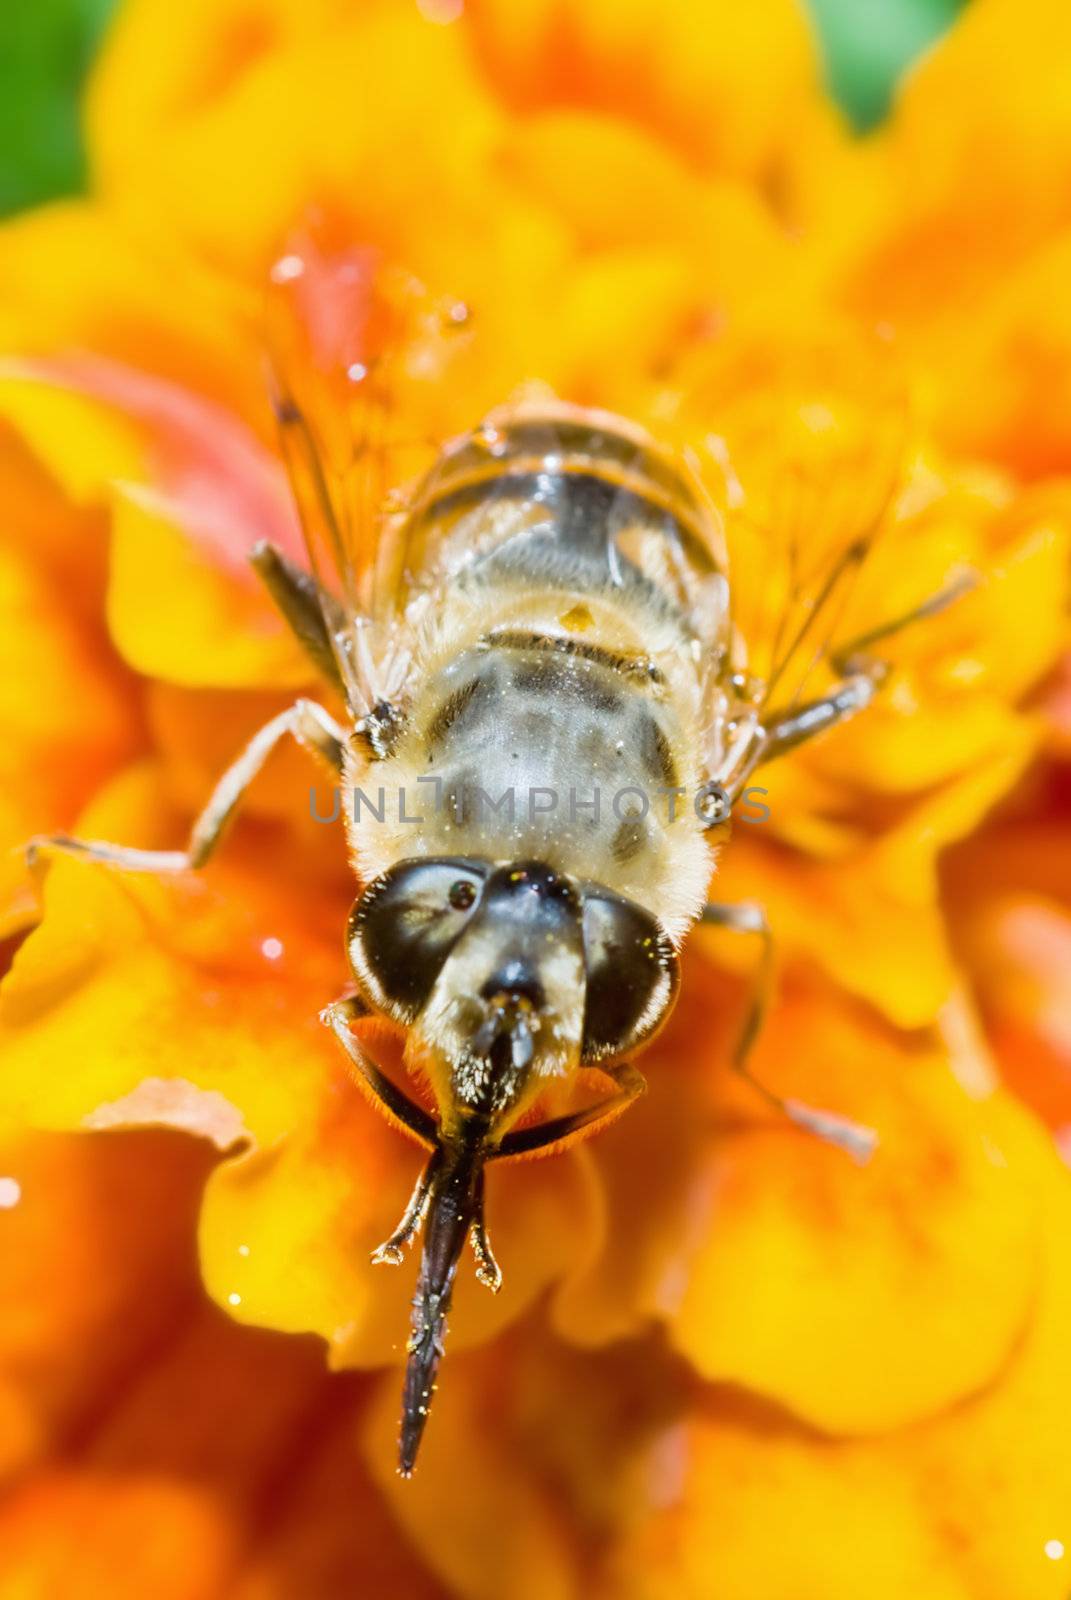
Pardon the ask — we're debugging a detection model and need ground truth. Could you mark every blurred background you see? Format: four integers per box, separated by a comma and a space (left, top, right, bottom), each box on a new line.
0, 0, 967, 218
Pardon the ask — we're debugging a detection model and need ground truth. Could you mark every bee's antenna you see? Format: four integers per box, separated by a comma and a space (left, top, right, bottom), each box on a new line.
398, 1130, 487, 1476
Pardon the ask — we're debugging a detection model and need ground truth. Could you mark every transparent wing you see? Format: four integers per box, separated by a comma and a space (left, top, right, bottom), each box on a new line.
264, 237, 471, 711
670, 328, 911, 715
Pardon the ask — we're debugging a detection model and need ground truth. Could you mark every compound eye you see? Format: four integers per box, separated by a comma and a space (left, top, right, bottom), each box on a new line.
348, 858, 488, 1021
580, 889, 678, 1062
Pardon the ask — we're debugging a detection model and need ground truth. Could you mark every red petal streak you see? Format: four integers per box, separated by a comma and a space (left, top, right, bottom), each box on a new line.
7, 354, 303, 576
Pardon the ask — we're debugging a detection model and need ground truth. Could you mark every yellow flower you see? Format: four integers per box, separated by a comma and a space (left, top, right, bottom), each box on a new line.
0, 0, 1069, 1593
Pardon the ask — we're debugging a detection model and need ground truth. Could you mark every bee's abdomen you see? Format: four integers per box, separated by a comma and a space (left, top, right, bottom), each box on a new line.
409, 633, 684, 887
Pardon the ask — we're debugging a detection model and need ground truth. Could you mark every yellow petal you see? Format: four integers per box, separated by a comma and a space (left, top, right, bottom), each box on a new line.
468, 0, 820, 178
0, 202, 260, 423
557, 977, 1041, 1436
714, 723, 1039, 1027
87, 0, 360, 190
607, 1108, 1071, 1600
363, 1335, 579, 1600
815, 483, 1071, 792
500, 110, 787, 300
0, 356, 312, 690
0, 373, 144, 509
809, 0, 1071, 333
93, 13, 503, 284
712, 839, 957, 1027
0, 764, 344, 1146
107, 488, 307, 689
199, 1097, 600, 1366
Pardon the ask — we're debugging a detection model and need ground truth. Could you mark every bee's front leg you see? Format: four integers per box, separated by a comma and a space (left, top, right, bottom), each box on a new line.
699, 900, 876, 1162
320, 994, 438, 1149
371, 1148, 442, 1266
27, 698, 346, 875
492, 1061, 647, 1160
468, 1165, 502, 1292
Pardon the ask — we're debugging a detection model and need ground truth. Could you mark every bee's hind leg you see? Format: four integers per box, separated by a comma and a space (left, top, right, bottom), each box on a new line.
27, 699, 346, 876
699, 901, 876, 1162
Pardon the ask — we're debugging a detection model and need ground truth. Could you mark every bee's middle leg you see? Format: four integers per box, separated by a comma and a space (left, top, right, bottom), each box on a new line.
700, 671, 883, 818
28, 698, 346, 876
708, 573, 976, 801
751, 668, 883, 770
699, 901, 876, 1161
741, 571, 976, 778
249, 540, 348, 697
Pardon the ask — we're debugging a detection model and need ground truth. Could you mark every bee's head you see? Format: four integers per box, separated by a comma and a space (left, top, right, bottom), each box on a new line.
348, 857, 679, 1134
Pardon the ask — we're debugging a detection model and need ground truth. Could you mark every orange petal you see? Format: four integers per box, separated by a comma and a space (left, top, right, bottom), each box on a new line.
199, 1077, 601, 1367
606, 1113, 1071, 1600
934, 232, 1071, 476
0, 1473, 239, 1600
0, 764, 345, 1146
467, 0, 820, 179
0, 1308, 357, 1598
0, 437, 139, 929
232, 1388, 445, 1600
379, 1110, 1071, 1600
147, 683, 335, 829
0, 539, 135, 844
945, 800, 1071, 1127
363, 1333, 580, 1600
556, 974, 1041, 1436
810, 0, 1071, 332
0, 1130, 214, 1481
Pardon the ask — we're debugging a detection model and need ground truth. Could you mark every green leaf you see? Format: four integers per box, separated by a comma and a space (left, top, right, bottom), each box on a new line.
0, 0, 117, 217
806, 0, 967, 131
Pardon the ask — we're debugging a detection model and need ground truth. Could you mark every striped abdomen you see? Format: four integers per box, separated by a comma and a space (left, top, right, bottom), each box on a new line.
350, 406, 724, 937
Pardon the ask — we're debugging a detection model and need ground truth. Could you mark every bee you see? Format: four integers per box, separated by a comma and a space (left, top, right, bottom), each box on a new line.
32, 251, 968, 1475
